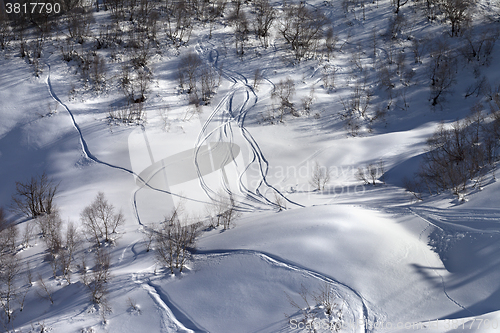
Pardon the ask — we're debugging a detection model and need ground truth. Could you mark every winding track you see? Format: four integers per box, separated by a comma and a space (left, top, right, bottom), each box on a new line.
44, 37, 374, 330
410, 207, 476, 317
195, 248, 373, 333
193, 37, 304, 211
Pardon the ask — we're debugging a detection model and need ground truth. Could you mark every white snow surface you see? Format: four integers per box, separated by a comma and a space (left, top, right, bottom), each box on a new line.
1, 0, 500, 332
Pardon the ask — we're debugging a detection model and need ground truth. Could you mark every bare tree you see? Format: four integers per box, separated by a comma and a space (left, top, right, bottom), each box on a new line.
37, 211, 63, 277
155, 209, 199, 273
59, 222, 80, 283
135, 68, 151, 103
253, 0, 276, 48
165, 0, 193, 47
67, 6, 92, 43
438, 0, 476, 36
82, 248, 111, 314
411, 37, 428, 64
0, 16, 12, 50
234, 11, 249, 57
272, 77, 296, 122
461, 28, 499, 65
36, 273, 54, 304
253, 68, 262, 90
310, 162, 331, 191
80, 192, 124, 247
12, 172, 59, 218
279, 2, 328, 60
200, 65, 218, 103
206, 192, 241, 230
90, 54, 106, 90
357, 161, 385, 185
417, 105, 497, 197
178, 52, 201, 94
428, 40, 457, 106
0, 252, 21, 325
205, 0, 227, 38
0, 214, 17, 255
393, 0, 410, 13
324, 27, 338, 61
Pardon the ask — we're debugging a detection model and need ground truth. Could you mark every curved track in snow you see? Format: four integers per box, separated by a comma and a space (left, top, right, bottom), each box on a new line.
410, 207, 476, 317
195, 248, 375, 333
45, 64, 203, 331
193, 37, 304, 212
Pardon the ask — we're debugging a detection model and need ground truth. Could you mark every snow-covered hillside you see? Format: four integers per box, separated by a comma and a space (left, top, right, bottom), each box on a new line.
1, 0, 500, 332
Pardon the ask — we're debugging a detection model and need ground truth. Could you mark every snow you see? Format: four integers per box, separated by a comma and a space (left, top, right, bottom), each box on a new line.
1, 0, 500, 332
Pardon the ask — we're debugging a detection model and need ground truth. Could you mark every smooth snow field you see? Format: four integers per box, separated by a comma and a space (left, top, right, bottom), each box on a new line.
1, 0, 500, 332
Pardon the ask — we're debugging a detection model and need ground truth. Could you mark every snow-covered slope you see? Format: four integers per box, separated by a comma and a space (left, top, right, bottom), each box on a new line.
1, 0, 500, 332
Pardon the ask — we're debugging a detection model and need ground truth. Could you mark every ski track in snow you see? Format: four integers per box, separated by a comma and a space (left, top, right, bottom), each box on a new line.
194, 37, 304, 211
44, 33, 378, 331
45, 64, 204, 332
196, 248, 374, 333
409, 207, 476, 317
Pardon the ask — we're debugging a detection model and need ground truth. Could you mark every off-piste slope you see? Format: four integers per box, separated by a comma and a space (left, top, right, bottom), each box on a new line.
152, 204, 464, 332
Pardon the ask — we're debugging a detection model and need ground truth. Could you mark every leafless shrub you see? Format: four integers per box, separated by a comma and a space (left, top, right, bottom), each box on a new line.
273, 191, 286, 212
0, 218, 17, 255
143, 224, 156, 253
59, 222, 80, 283
0, 252, 21, 324
313, 283, 338, 316
285, 284, 343, 331
272, 77, 296, 122
127, 297, 141, 314
36, 273, 54, 304
90, 54, 106, 90
461, 29, 499, 65
428, 40, 457, 106
339, 81, 372, 135
12, 172, 58, 218
135, 68, 151, 103
324, 27, 338, 61
200, 66, 218, 103
322, 66, 336, 91
438, 0, 476, 37
253, 68, 262, 91
82, 248, 111, 313
206, 192, 241, 230
178, 52, 201, 94
357, 162, 385, 185
253, 0, 276, 48
280, 2, 328, 61
108, 103, 146, 125
80, 192, 124, 247
67, 6, 92, 43
301, 88, 315, 115
310, 162, 331, 191
36, 211, 63, 278
403, 177, 424, 200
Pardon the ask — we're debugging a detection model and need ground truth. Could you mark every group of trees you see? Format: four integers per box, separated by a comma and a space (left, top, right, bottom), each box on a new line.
154, 207, 199, 274
0, 173, 128, 328
3, 170, 240, 328
177, 52, 221, 106
407, 99, 500, 198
